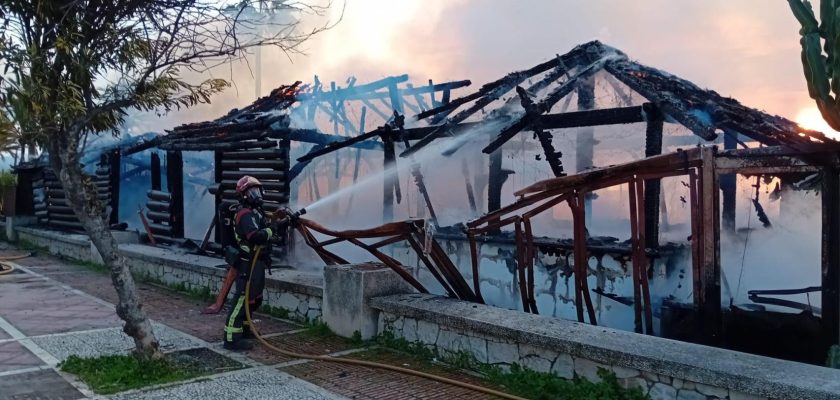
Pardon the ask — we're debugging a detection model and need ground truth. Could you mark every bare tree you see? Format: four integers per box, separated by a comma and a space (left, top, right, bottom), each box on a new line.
0, 0, 337, 358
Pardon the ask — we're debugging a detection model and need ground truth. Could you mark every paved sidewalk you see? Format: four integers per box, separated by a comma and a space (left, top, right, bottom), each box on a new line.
0, 244, 507, 399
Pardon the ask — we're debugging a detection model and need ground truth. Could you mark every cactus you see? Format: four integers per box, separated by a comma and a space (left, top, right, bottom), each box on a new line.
788, 0, 840, 130
827, 344, 840, 368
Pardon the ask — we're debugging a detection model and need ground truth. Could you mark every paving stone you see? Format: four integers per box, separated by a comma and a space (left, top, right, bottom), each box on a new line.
0, 278, 122, 336
0, 341, 44, 372
32, 322, 202, 361
111, 367, 339, 400
281, 349, 503, 400
0, 369, 84, 400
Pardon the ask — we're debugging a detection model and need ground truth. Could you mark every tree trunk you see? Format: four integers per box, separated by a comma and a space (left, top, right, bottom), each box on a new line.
48, 137, 161, 359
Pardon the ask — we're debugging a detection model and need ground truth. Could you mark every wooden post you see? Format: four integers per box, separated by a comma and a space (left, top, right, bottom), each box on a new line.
488, 149, 503, 213
108, 149, 121, 225
382, 132, 396, 222
151, 152, 162, 191
212, 150, 222, 243
576, 77, 595, 225
721, 132, 738, 233
700, 146, 721, 344
643, 103, 663, 247
822, 167, 840, 347
166, 151, 185, 239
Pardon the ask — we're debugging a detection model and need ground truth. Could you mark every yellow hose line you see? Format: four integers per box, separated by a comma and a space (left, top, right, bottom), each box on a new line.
0, 252, 30, 275
243, 246, 526, 400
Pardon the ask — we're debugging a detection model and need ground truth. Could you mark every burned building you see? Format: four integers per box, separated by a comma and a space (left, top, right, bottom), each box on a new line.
18, 41, 840, 364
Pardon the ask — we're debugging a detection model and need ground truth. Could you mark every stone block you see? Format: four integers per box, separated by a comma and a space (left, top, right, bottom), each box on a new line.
574, 358, 609, 383
468, 336, 488, 364
487, 341, 519, 365
322, 263, 414, 339
619, 377, 650, 394
402, 319, 418, 343
676, 389, 706, 400
551, 353, 574, 379
437, 329, 469, 353
612, 366, 641, 379
649, 382, 677, 400
520, 355, 552, 372
695, 383, 728, 399
417, 320, 440, 344
6, 216, 36, 242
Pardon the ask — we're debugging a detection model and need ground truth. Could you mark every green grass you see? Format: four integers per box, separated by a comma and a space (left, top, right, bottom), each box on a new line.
375, 329, 648, 400
59, 354, 202, 395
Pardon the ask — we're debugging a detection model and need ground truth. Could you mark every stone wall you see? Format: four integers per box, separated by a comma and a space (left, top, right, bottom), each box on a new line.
17, 226, 93, 262
373, 293, 840, 400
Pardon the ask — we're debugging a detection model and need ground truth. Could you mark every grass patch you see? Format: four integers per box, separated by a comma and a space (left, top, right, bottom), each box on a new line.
67, 258, 108, 274
59, 354, 202, 395
301, 319, 333, 338
374, 329, 647, 400
16, 237, 48, 253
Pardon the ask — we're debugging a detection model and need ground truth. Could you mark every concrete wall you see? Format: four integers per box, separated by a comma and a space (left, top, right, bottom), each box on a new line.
372, 293, 840, 400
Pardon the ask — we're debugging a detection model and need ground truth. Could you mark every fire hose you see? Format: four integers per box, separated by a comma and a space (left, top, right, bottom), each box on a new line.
243, 246, 526, 400
0, 253, 30, 275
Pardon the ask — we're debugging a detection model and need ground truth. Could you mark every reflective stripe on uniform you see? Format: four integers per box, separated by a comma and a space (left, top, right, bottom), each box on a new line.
225, 295, 246, 341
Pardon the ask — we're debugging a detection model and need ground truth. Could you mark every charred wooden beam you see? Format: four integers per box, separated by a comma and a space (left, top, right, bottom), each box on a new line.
414, 41, 609, 123
297, 75, 409, 101
148, 223, 174, 236
146, 211, 171, 222
699, 147, 722, 345
107, 149, 121, 225
488, 148, 505, 215
222, 148, 288, 160
410, 163, 438, 224
382, 130, 397, 222
146, 201, 171, 212
219, 180, 286, 191
220, 170, 285, 181
151, 153, 162, 191
823, 167, 840, 347
721, 132, 738, 233
50, 220, 84, 230
147, 190, 172, 202
644, 103, 664, 246
516, 85, 565, 177
166, 151, 185, 239
483, 59, 607, 155
161, 139, 277, 152
220, 159, 286, 169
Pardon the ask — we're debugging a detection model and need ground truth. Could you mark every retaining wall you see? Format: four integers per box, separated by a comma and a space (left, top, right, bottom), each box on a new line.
372, 293, 840, 400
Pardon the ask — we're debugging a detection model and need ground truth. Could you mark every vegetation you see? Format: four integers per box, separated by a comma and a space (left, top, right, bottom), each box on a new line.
375, 329, 648, 400
788, 1, 840, 130
59, 354, 202, 395
0, 171, 16, 188
828, 344, 840, 368
0, 0, 336, 358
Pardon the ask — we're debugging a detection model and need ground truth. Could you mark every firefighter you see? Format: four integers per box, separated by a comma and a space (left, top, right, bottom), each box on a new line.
223, 175, 287, 350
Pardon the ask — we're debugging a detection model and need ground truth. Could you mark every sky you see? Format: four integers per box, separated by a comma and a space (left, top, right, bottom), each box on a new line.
129, 0, 834, 134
